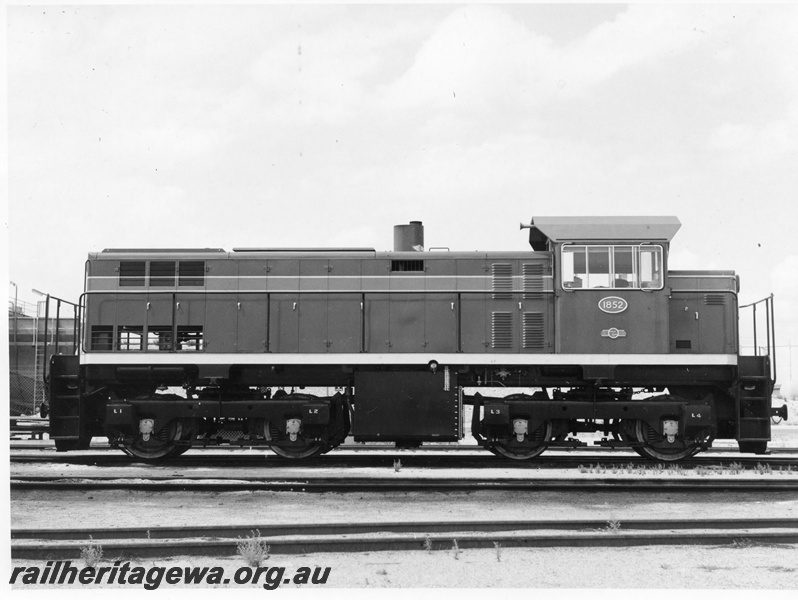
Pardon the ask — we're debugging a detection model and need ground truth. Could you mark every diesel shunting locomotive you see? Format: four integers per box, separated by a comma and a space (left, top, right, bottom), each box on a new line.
47, 217, 785, 461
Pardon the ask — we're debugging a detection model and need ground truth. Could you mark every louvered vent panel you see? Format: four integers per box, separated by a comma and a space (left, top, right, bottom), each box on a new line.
119, 261, 145, 287
491, 263, 513, 299
178, 261, 205, 287
149, 261, 176, 287
703, 294, 726, 306
522, 312, 545, 349
491, 312, 513, 348
522, 263, 545, 299
391, 260, 425, 272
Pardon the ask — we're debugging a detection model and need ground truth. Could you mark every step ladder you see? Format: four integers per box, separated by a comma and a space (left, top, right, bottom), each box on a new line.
48, 355, 83, 443
736, 355, 772, 453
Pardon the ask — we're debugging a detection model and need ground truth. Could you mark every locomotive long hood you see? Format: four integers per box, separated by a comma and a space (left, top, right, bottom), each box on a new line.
525, 216, 681, 250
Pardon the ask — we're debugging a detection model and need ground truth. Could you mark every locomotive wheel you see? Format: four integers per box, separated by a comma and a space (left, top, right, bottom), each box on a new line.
633, 419, 701, 462
489, 421, 553, 460
269, 444, 325, 459
264, 421, 325, 459
167, 419, 200, 457
122, 419, 184, 461
613, 419, 649, 459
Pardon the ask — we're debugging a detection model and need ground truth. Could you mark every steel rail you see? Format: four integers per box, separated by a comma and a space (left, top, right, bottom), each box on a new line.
14, 517, 798, 540
10, 440, 798, 454
8, 452, 798, 469
12, 517, 798, 560
11, 476, 798, 492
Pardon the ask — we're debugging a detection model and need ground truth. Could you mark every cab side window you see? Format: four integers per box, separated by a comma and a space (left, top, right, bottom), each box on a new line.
613, 247, 634, 287
561, 245, 663, 290
639, 247, 662, 288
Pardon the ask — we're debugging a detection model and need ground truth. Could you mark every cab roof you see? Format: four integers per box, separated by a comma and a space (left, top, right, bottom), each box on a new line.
525, 216, 681, 250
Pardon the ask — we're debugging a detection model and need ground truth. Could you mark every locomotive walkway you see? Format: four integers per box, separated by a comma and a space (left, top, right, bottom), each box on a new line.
12, 517, 798, 560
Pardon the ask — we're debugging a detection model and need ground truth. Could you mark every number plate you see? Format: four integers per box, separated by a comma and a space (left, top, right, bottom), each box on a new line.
598, 296, 628, 314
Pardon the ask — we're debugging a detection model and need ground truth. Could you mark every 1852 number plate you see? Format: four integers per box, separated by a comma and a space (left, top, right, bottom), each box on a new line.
598, 296, 628, 314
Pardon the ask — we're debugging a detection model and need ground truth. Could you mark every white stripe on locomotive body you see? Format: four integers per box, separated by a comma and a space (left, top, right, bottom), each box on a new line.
668, 275, 737, 279
84, 274, 557, 294
86, 275, 555, 280
86, 274, 734, 280
80, 353, 737, 367
84, 275, 554, 287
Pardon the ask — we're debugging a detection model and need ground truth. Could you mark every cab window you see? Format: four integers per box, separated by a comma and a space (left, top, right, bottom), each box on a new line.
561, 245, 662, 290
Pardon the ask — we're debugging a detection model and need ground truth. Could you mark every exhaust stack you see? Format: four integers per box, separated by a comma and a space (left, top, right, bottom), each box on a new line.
393, 221, 424, 252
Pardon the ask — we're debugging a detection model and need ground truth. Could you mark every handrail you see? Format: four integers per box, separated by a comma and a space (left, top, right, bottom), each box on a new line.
739, 294, 776, 384
36, 294, 83, 387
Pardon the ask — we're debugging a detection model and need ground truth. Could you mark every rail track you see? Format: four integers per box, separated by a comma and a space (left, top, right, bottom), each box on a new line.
9, 448, 798, 470
12, 517, 798, 560
11, 439, 798, 453
11, 473, 798, 492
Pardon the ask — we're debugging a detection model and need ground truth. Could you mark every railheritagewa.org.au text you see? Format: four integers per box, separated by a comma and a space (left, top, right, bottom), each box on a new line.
10, 561, 332, 590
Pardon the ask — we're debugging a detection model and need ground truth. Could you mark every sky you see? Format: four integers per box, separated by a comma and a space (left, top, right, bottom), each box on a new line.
5, 3, 798, 385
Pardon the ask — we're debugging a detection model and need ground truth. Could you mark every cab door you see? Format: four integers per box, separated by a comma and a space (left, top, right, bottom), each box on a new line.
556, 244, 668, 354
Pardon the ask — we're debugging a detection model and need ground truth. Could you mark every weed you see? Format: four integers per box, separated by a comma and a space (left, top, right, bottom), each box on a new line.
236, 530, 270, 567
666, 464, 682, 476
493, 541, 502, 562
755, 462, 773, 475
80, 538, 103, 568
730, 538, 756, 549
577, 464, 588, 473
377, 569, 388, 575
393, 459, 402, 472
452, 539, 461, 560
768, 566, 796, 573
606, 520, 621, 533
423, 537, 433, 553
699, 565, 727, 572
728, 462, 744, 475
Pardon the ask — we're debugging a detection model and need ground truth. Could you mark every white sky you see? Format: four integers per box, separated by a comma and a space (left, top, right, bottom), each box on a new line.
5, 3, 798, 381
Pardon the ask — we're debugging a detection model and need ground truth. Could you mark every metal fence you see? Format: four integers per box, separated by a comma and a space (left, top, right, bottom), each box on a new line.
8, 299, 77, 415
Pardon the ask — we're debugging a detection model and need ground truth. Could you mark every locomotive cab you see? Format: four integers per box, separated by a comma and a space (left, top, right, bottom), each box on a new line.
524, 216, 680, 356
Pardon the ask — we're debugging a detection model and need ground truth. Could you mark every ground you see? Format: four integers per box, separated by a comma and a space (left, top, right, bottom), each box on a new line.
9, 486, 798, 590
8, 544, 798, 590
8, 424, 798, 591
